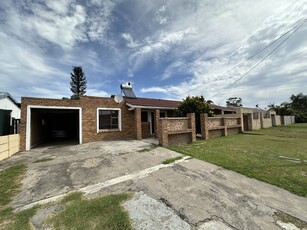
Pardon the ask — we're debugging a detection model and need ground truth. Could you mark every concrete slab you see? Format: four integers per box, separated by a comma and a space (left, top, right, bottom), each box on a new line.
124, 191, 192, 230
4, 140, 181, 209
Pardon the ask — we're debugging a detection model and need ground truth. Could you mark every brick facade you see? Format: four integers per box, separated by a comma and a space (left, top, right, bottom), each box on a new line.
200, 114, 241, 139
157, 113, 196, 147
20, 96, 136, 151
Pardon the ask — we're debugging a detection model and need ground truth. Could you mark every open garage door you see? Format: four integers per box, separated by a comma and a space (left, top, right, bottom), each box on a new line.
26, 106, 82, 150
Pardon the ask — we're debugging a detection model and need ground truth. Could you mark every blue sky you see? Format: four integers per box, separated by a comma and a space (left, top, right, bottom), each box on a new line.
1, 0, 307, 108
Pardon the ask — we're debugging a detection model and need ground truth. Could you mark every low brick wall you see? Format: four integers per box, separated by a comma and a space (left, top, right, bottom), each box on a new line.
157, 113, 196, 147
200, 114, 241, 139
0, 134, 20, 162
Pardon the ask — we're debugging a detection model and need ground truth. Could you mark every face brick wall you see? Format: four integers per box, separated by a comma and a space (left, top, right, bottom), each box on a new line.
20, 96, 136, 151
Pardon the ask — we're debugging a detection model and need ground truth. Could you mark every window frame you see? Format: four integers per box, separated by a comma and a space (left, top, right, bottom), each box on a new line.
97, 108, 122, 132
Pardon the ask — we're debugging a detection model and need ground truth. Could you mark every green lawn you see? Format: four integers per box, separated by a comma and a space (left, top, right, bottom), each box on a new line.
46, 192, 132, 230
171, 123, 307, 197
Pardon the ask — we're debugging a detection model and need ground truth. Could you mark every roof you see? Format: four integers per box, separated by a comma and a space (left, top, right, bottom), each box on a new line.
125, 97, 180, 109
0, 92, 20, 107
210, 104, 237, 112
125, 97, 240, 112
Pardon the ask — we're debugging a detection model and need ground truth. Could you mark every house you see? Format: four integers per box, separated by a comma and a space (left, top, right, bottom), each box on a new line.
234, 107, 282, 131
20, 83, 240, 151
20, 83, 182, 151
0, 92, 21, 135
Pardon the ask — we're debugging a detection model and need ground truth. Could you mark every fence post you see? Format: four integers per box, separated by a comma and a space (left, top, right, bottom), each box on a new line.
187, 113, 196, 142
155, 109, 160, 138
200, 113, 209, 140
223, 117, 228, 136
160, 119, 169, 147
8, 135, 11, 157
134, 108, 142, 140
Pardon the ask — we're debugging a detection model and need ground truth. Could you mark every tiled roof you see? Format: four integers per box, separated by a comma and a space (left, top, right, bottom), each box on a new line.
125, 97, 180, 109
125, 97, 238, 112
211, 104, 237, 112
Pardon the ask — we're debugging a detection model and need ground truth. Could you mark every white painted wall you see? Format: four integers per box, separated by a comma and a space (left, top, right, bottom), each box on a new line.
0, 97, 21, 119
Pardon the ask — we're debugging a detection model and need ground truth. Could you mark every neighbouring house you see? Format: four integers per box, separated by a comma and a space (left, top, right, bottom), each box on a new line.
234, 107, 294, 131
0, 92, 21, 135
210, 104, 237, 115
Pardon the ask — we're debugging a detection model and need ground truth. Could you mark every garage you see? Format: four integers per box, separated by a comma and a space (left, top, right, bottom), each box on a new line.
26, 106, 82, 150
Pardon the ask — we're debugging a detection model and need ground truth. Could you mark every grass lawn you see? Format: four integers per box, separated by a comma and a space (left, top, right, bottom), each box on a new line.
0, 164, 38, 230
46, 192, 132, 230
171, 123, 307, 197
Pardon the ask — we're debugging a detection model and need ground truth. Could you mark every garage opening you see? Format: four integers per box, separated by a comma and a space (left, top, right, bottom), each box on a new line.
29, 107, 81, 149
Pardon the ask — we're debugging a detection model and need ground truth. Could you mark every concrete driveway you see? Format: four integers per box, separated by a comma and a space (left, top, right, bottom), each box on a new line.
1, 140, 307, 230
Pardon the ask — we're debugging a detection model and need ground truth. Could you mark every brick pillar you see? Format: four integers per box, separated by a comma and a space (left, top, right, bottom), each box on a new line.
160, 119, 168, 147
187, 113, 196, 142
223, 117, 227, 136
134, 108, 142, 140
200, 113, 209, 140
154, 109, 160, 138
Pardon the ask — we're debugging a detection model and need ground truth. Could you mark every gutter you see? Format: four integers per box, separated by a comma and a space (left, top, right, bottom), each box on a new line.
126, 103, 176, 110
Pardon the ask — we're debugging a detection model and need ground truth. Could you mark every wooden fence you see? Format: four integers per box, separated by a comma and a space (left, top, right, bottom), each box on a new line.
0, 134, 20, 161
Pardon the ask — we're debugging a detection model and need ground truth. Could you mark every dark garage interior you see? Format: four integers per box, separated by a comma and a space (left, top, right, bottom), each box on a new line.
30, 108, 79, 148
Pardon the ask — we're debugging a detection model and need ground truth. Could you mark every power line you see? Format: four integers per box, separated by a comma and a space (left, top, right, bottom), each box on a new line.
182, 17, 307, 95
211, 18, 307, 98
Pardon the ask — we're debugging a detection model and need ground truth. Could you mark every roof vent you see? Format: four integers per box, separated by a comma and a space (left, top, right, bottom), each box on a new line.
120, 82, 136, 98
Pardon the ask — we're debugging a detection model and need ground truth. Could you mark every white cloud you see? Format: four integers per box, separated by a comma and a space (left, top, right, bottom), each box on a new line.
85, 0, 117, 42
45, 0, 74, 15
86, 89, 109, 97
141, 87, 169, 94
122, 33, 139, 48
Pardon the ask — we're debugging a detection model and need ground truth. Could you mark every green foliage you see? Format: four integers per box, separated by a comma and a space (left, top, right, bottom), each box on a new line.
269, 93, 307, 123
0, 164, 38, 230
226, 97, 242, 107
0, 164, 26, 207
12, 207, 39, 230
47, 193, 132, 230
175, 95, 212, 117
162, 156, 183, 164
33, 158, 54, 163
70, 66, 87, 99
176, 96, 213, 133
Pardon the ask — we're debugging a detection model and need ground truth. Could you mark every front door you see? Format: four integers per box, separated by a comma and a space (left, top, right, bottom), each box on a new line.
243, 114, 249, 131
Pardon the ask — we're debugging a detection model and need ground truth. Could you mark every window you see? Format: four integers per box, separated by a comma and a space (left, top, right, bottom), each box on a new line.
253, 112, 259, 119
97, 109, 121, 131
141, 111, 148, 122
160, 111, 166, 118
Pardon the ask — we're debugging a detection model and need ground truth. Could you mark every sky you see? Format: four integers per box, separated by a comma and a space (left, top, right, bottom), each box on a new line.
0, 0, 307, 108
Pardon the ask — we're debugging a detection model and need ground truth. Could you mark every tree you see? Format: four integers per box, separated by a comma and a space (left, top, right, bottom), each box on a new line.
176, 95, 212, 117
268, 93, 307, 123
176, 95, 213, 134
70, 66, 87, 99
226, 97, 242, 107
